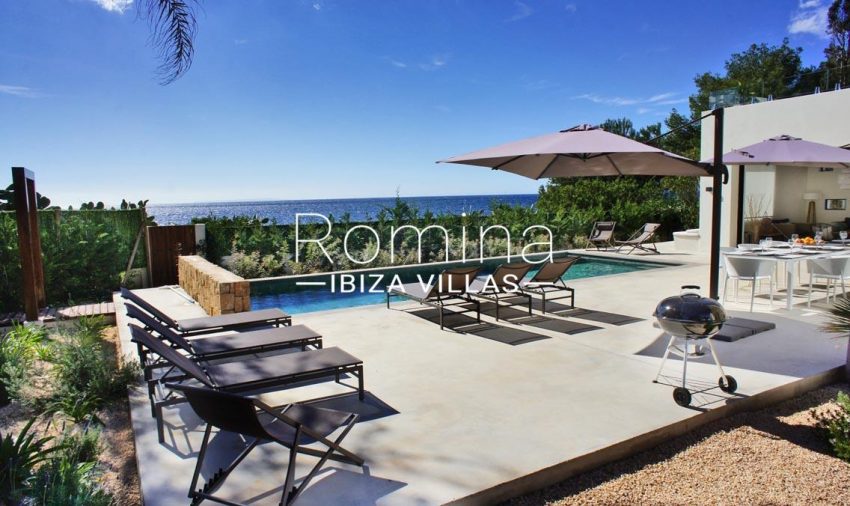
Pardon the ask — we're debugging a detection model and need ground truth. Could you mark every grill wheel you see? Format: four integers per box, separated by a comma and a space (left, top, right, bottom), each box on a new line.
719, 375, 738, 393
673, 387, 692, 407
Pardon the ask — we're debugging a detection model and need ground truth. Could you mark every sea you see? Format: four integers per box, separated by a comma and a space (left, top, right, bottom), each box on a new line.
147, 194, 539, 225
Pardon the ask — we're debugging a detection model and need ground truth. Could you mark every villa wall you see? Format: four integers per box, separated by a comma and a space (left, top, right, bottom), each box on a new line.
699, 88, 850, 250
177, 255, 251, 315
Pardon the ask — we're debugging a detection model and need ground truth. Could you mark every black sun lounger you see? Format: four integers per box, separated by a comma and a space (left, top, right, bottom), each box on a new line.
520, 257, 579, 313
385, 266, 481, 330
125, 302, 322, 379
167, 383, 364, 506
121, 287, 291, 335
129, 324, 364, 443
468, 263, 533, 321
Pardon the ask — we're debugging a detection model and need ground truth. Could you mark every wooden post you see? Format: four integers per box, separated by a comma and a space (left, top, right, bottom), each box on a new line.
12, 167, 41, 320
25, 175, 46, 306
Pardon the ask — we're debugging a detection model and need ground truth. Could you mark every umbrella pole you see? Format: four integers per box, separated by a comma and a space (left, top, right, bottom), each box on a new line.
709, 108, 725, 300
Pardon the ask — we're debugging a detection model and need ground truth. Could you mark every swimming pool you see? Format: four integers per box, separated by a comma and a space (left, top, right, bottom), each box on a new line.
250, 255, 666, 315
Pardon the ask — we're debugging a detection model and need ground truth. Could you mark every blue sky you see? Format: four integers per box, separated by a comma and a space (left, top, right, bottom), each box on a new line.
0, 0, 834, 206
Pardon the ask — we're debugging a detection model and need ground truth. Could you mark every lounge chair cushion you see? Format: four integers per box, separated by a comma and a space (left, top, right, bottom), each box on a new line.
189, 325, 321, 356
259, 404, 355, 446
176, 308, 291, 332
205, 346, 362, 388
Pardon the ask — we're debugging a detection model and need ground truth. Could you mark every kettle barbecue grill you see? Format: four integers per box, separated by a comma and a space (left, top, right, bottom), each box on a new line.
653, 285, 737, 407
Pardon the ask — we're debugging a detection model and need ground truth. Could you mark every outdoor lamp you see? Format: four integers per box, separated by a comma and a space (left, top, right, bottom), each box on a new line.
803, 191, 821, 224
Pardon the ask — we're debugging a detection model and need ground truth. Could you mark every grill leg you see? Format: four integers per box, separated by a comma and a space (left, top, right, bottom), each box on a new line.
681, 338, 689, 390
707, 338, 727, 378
653, 334, 677, 383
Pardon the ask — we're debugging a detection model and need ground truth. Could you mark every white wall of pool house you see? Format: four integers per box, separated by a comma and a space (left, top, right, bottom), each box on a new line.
697, 87, 850, 251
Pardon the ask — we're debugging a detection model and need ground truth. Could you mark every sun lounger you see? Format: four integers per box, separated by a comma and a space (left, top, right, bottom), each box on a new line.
519, 257, 578, 313
587, 221, 616, 250
125, 302, 322, 380
129, 324, 364, 443
166, 383, 364, 506
616, 223, 661, 255
120, 287, 291, 335
386, 266, 481, 330
468, 263, 533, 321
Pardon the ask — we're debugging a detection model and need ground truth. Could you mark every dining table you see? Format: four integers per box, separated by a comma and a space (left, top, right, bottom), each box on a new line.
721, 240, 850, 310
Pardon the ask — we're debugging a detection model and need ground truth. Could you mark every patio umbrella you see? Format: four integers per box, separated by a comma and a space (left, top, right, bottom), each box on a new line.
439, 124, 712, 178
703, 134, 850, 168
439, 122, 727, 297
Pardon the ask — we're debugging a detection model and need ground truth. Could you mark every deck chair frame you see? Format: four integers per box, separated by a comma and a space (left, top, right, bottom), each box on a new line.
121, 287, 292, 335
468, 263, 533, 321
520, 257, 579, 313
616, 223, 661, 255
386, 266, 482, 330
129, 324, 364, 443
168, 383, 364, 506
586, 221, 616, 250
125, 302, 322, 382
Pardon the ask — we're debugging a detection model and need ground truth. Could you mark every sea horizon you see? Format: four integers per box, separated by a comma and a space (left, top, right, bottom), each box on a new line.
147, 193, 539, 225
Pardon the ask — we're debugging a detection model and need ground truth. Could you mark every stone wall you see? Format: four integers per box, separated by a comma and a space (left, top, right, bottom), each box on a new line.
178, 255, 251, 315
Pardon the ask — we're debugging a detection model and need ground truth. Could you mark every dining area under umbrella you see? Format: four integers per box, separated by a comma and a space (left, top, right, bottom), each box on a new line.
705, 134, 850, 310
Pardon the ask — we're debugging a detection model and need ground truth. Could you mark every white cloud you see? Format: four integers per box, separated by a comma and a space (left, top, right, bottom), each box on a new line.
90, 0, 133, 14
573, 91, 686, 108
788, 1, 829, 38
506, 1, 533, 22
419, 54, 449, 71
234, 39, 249, 46
564, 3, 577, 13
313, 2, 322, 11
388, 59, 407, 68
636, 107, 652, 115
0, 84, 42, 98
573, 93, 638, 106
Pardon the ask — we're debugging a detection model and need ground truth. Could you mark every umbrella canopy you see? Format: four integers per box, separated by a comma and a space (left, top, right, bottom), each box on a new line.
439, 124, 712, 178
703, 134, 850, 168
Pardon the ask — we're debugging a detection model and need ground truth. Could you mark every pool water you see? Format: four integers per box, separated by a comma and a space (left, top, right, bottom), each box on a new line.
250, 255, 664, 315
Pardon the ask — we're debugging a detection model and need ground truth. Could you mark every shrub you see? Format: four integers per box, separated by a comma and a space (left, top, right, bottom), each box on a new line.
47, 317, 139, 422
812, 390, 850, 461
30, 428, 112, 506
0, 324, 47, 405
0, 417, 58, 503
223, 251, 288, 278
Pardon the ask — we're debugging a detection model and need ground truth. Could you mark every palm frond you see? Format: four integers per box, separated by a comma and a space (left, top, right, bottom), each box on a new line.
820, 296, 850, 335
142, 0, 198, 85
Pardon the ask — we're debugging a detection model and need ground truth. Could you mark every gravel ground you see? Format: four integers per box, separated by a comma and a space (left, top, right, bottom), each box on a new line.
507, 383, 850, 506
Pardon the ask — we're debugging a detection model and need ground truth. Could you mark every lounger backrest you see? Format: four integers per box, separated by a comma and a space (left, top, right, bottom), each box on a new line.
530, 256, 579, 283
120, 288, 179, 328
490, 263, 532, 290
636, 223, 661, 241
128, 324, 212, 386
124, 303, 193, 353
167, 384, 270, 440
590, 221, 616, 240
435, 266, 480, 297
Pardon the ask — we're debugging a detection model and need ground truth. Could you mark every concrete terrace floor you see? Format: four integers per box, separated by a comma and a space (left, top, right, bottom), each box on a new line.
115, 245, 848, 505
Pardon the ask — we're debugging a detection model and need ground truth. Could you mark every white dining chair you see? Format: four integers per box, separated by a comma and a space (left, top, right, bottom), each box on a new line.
722, 256, 774, 312
807, 256, 850, 307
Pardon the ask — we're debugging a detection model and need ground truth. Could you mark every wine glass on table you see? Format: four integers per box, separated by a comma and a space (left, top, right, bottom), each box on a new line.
815, 231, 824, 247
841, 230, 848, 246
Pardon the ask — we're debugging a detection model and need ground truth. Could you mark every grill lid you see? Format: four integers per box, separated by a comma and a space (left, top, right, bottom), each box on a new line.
654, 285, 726, 326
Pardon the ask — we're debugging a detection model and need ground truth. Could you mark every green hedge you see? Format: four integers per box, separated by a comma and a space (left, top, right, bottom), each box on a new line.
0, 210, 148, 313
